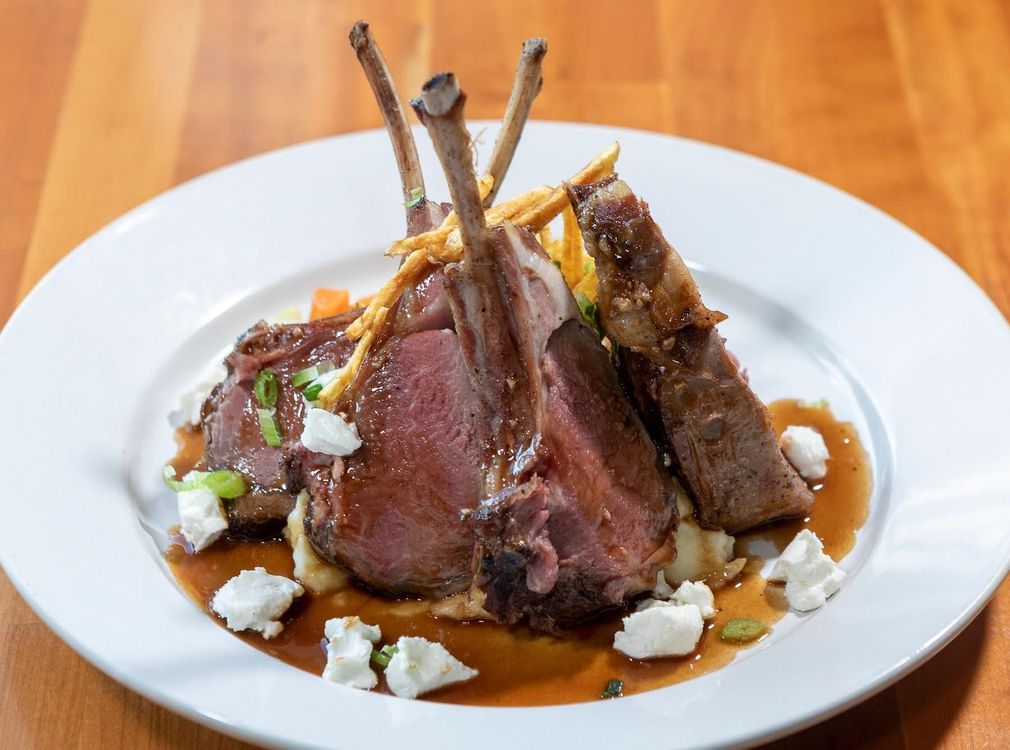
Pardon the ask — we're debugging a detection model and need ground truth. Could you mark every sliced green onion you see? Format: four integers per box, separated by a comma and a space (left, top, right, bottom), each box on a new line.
803, 398, 829, 409
162, 466, 247, 499
575, 292, 604, 339
302, 382, 324, 401
292, 361, 335, 389
253, 370, 278, 408
600, 678, 623, 699
371, 644, 399, 668
257, 408, 283, 447
202, 472, 248, 498
719, 618, 767, 643
404, 186, 425, 208
291, 365, 320, 388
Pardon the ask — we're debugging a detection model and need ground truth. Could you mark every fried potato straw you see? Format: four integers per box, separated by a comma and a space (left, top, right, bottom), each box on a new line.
317, 142, 619, 408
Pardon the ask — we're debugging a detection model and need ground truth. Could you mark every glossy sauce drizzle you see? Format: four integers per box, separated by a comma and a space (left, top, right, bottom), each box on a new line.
167, 399, 871, 706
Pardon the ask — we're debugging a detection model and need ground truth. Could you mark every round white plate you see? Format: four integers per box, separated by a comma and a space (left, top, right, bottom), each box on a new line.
1, 122, 1008, 750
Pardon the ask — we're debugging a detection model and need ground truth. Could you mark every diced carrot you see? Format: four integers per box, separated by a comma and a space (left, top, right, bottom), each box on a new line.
310, 288, 350, 320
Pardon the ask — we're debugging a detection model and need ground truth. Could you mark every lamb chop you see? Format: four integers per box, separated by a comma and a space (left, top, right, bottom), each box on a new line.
566, 176, 814, 534
290, 40, 551, 597
412, 74, 675, 630
202, 26, 544, 540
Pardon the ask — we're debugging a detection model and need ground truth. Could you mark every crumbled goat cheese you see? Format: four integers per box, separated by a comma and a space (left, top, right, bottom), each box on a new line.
284, 491, 348, 594
321, 617, 381, 690
177, 487, 228, 552
210, 568, 304, 639
780, 425, 830, 480
170, 362, 227, 428
301, 408, 362, 456
614, 603, 704, 659
384, 636, 478, 699
643, 578, 716, 618
662, 493, 735, 584
670, 580, 716, 619
767, 529, 845, 611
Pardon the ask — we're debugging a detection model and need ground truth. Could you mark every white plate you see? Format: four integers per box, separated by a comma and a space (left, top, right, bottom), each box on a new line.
1, 122, 1008, 750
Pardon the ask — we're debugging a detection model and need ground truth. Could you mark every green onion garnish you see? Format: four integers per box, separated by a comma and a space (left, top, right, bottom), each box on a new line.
371, 644, 399, 668
162, 466, 247, 499
803, 398, 829, 409
719, 618, 767, 643
600, 679, 623, 699
253, 370, 278, 408
302, 383, 324, 401
575, 292, 604, 338
404, 187, 425, 208
291, 365, 320, 388
257, 408, 283, 447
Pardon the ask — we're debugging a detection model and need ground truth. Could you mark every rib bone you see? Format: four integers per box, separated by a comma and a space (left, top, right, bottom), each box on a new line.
482, 38, 548, 207
349, 21, 427, 227
412, 74, 487, 256
412, 73, 541, 491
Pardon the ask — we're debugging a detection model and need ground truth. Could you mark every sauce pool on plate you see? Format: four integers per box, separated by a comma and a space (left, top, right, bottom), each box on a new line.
167, 399, 871, 705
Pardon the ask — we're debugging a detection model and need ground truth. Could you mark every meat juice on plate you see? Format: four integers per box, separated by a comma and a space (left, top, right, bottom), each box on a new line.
167, 399, 870, 706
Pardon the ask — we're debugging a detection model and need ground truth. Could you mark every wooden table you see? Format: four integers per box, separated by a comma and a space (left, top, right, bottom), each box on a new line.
2, 1, 1008, 747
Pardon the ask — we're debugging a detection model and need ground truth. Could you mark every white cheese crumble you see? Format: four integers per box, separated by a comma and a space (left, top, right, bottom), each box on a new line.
384, 636, 478, 699
300, 408, 362, 456
767, 529, 845, 611
613, 603, 704, 660
284, 491, 348, 594
780, 425, 830, 480
169, 362, 227, 428
321, 617, 381, 689
177, 487, 228, 552
642, 578, 715, 618
662, 493, 735, 584
210, 567, 304, 639
670, 580, 716, 619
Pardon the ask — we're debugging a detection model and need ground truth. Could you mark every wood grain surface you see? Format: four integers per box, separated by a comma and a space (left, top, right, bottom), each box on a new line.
1, 1, 1008, 747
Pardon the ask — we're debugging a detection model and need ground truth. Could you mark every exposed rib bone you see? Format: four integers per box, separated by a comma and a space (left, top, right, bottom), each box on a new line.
349, 21, 426, 222
411, 74, 488, 259
482, 38, 547, 208
413, 73, 539, 490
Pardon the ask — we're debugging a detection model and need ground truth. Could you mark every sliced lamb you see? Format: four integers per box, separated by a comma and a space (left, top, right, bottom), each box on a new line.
201, 313, 360, 536
566, 176, 814, 533
413, 73, 675, 630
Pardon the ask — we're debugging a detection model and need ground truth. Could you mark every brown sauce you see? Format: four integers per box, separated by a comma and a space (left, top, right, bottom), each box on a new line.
166, 399, 871, 705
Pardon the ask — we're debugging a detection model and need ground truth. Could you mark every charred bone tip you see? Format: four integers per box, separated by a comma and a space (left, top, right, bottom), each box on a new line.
416, 72, 462, 118
521, 37, 548, 63
348, 20, 370, 51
